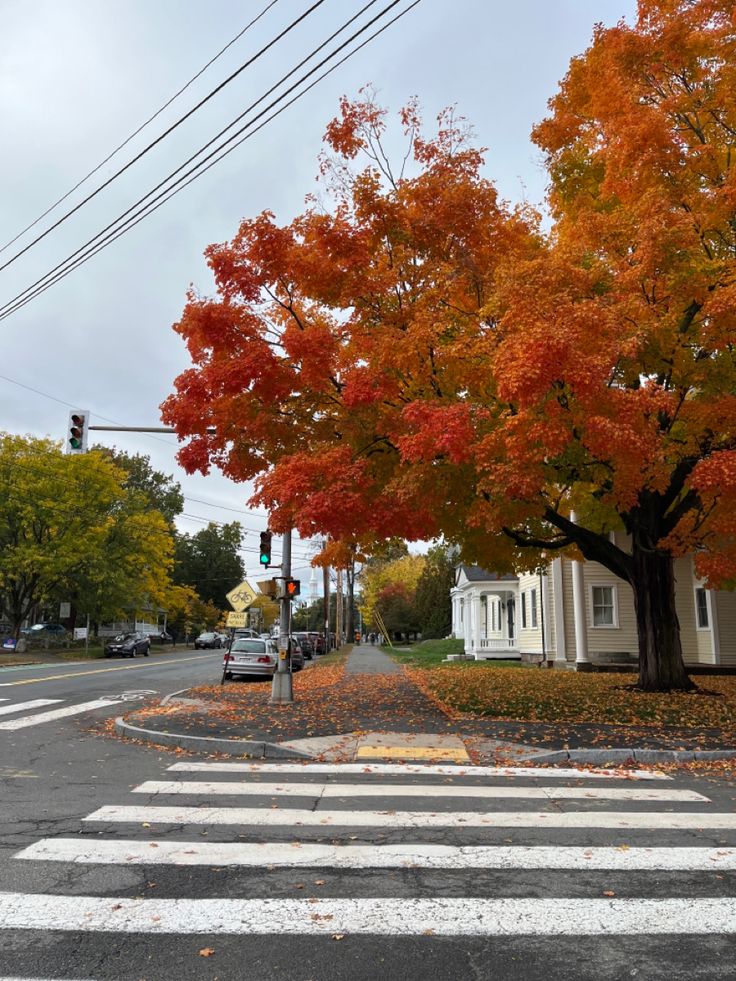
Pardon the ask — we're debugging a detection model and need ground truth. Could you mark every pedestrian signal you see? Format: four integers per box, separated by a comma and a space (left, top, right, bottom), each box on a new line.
285, 578, 301, 599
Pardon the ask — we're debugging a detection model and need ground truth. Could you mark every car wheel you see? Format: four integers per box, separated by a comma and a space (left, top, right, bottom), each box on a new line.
144, 647, 149, 656
224, 671, 232, 680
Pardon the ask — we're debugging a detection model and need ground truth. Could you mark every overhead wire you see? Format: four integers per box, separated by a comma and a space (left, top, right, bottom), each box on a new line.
0, 0, 386, 319
0, 0, 422, 321
0, 0, 280, 256
0, 0, 326, 276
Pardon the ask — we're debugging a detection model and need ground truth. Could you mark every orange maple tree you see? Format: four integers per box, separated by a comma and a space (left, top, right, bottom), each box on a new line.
163, 1, 736, 692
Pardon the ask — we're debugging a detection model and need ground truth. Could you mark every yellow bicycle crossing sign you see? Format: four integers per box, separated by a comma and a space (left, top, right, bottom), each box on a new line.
226, 580, 257, 612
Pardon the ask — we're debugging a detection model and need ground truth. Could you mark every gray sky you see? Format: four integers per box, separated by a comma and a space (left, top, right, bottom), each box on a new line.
0, 0, 636, 579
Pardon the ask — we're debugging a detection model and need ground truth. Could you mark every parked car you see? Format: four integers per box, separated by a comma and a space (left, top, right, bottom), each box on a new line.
149, 630, 174, 645
104, 631, 150, 658
233, 628, 260, 640
194, 632, 222, 650
223, 638, 279, 680
308, 631, 326, 655
289, 636, 305, 671
293, 632, 314, 660
21, 622, 68, 639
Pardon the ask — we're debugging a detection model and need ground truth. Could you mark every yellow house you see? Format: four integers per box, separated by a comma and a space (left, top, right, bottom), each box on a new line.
451, 532, 736, 669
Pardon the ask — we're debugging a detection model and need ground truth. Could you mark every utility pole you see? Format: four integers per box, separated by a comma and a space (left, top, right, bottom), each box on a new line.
336, 567, 343, 649
271, 530, 293, 704
323, 563, 330, 651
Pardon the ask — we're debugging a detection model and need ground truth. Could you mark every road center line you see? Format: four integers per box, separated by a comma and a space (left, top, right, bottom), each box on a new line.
0, 654, 214, 687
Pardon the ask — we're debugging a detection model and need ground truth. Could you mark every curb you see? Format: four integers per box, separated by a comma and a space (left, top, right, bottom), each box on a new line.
114, 717, 313, 760
528, 747, 736, 764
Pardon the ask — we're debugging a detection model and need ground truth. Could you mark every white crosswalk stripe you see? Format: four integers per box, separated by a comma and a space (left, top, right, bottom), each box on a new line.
16, 838, 736, 871
132, 779, 707, 802
167, 760, 674, 780
0, 698, 116, 731
0, 699, 62, 717
4, 758, 736, 948
0, 893, 734, 936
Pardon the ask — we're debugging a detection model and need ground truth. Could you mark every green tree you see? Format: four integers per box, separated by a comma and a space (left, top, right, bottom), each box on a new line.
414, 544, 455, 639
94, 447, 184, 525
0, 434, 174, 637
173, 521, 244, 609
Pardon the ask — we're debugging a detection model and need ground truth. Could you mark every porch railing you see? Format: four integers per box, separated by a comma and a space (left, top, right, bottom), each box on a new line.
479, 637, 517, 650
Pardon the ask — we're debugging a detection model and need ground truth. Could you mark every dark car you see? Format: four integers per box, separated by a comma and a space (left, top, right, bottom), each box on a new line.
293, 632, 314, 660
288, 636, 305, 671
308, 631, 326, 655
149, 630, 174, 645
194, 632, 222, 650
104, 631, 150, 658
21, 622, 68, 639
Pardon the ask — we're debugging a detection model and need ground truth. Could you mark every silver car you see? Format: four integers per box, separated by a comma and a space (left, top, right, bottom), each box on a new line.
223, 638, 279, 679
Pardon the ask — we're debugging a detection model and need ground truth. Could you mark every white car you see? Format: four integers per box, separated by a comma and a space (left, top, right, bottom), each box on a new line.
223, 638, 279, 679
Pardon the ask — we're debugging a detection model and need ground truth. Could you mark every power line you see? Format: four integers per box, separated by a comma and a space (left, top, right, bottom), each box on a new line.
0, 0, 386, 319
0, 0, 280, 257
0, 369, 318, 535
0, 0, 420, 321
0, 0, 326, 276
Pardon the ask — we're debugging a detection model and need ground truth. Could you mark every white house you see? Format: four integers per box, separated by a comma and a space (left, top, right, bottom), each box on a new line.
451, 532, 736, 669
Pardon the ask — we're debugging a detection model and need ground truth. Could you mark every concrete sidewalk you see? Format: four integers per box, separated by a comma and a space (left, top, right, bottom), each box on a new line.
115, 644, 736, 766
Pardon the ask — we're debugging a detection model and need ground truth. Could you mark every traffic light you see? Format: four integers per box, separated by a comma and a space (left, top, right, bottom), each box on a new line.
285, 578, 301, 599
67, 410, 89, 454
259, 531, 272, 566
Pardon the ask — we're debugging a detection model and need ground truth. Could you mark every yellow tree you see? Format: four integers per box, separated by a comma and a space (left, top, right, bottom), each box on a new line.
0, 435, 173, 635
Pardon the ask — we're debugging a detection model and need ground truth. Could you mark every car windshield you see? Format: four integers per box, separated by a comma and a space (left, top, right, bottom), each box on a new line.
199, 633, 215, 640
231, 640, 267, 654
114, 634, 136, 642
30, 624, 47, 632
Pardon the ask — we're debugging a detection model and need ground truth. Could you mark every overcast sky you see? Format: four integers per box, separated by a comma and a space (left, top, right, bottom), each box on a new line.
0, 0, 637, 581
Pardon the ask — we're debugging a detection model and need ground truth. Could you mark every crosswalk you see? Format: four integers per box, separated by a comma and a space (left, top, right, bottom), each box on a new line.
0, 696, 122, 731
3, 759, 735, 947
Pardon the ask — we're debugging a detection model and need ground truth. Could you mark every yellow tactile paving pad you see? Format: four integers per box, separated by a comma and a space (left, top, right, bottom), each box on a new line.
355, 745, 470, 762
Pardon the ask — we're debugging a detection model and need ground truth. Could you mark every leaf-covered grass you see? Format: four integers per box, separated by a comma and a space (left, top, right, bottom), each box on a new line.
386, 638, 527, 669
407, 663, 736, 732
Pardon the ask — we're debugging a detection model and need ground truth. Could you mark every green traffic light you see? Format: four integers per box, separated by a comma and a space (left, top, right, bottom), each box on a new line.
259, 552, 269, 565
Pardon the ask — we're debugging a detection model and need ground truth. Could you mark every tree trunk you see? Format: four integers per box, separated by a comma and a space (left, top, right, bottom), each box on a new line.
631, 545, 694, 691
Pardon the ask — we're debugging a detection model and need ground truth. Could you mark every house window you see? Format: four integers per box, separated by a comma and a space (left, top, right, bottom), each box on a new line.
530, 588, 538, 629
591, 585, 616, 627
695, 588, 709, 629
521, 592, 527, 629
491, 601, 496, 632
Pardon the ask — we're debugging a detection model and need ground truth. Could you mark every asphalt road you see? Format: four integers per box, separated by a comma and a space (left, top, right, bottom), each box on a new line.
0, 651, 735, 980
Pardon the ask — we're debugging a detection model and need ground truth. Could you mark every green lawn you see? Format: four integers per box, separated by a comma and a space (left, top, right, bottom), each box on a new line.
385, 638, 527, 669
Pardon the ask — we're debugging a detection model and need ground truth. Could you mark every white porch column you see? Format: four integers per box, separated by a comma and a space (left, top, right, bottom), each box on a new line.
552, 558, 567, 665
468, 592, 479, 656
570, 512, 590, 668
706, 590, 721, 666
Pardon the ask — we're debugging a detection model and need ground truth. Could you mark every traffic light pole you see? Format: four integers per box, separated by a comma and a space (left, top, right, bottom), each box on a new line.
271, 529, 293, 704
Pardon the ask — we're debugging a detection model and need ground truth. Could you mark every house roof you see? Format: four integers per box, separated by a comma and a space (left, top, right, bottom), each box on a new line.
456, 564, 518, 584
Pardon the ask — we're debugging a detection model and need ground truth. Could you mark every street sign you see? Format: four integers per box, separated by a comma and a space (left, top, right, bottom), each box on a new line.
59, 602, 71, 618
226, 580, 258, 612
226, 611, 247, 627
257, 578, 277, 597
